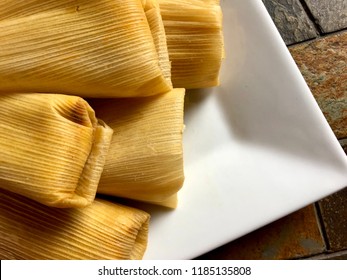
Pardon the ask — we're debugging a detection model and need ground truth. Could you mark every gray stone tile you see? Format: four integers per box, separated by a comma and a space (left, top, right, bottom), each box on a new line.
339, 138, 347, 155
303, 0, 347, 33
262, 0, 317, 45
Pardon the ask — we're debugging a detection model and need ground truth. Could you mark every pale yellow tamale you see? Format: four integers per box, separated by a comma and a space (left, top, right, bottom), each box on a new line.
0, 189, 149, 260
90, 89, 185, 208
0, 0, 172, 97
143, 0, 171, 86
158, 0, 224, 88
0, 94, 113, 208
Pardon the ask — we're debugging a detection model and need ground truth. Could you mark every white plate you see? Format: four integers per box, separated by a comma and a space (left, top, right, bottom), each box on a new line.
142, 0, 347, 259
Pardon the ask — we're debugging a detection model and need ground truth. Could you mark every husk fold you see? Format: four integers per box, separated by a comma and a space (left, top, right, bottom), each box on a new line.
90, 89, 185, 207
143, 0, 172, 88
0, 94, 113, 208
0, 189, 149, 260
158, 0, 224, 89
0, 0, 172, 97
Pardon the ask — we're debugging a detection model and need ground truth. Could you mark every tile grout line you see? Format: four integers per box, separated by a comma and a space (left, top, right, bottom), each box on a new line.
314, 202, 331, 252
307, 249, 347, 259
286, 27, 347, 48
287, 37, 317, 47
298, 0, 323, 35
293, 249, 347, 260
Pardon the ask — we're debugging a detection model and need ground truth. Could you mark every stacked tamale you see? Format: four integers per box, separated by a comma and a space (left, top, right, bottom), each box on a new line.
158, 0, 224, 88
0, 0, 172, 97
0, 0, 224, 259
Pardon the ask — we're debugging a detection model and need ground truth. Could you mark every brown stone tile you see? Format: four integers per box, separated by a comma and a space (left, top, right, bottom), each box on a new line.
196, 205, 325, 260
262, 0, 317, 45
303, 0, 347, 33
318, 187, 347, 251
289, 32, 347, 139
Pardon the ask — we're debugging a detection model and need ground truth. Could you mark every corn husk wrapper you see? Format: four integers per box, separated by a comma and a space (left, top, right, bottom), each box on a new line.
158, 0, 224, 89
0, 189, 149, 260
156, 193, 177, 208
90, 89, 185, 208
0, 94, 113, 208
0, 0, 172, 97
144, 0, 171, 86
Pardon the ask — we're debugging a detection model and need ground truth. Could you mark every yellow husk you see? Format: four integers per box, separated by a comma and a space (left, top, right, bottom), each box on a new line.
158, 0, 224, 88
0, 189, 149, 260
0, 0, 172, 97
0, 94, 113, 208
90, 89, 185, 207
143, 0, 172, 87
151, 193, 178, 208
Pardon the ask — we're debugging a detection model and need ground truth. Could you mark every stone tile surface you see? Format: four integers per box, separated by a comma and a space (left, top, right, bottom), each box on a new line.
196, 205, 325, 260
339, 138, 347, 155
303, 0, 347, 33
262, 0, 317, 45
307, 250, 347, 259
289, 32, 347, 139
318, 187, 347, 251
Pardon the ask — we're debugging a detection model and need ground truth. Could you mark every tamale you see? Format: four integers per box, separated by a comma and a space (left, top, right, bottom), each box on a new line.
143, 0, 171, 86
0, 0, 172, 97
90, 89, 185, 207
158, 0, 224, 88
0, 189, 149, 260
154, 194, 178, 208
0, 94, 113, 208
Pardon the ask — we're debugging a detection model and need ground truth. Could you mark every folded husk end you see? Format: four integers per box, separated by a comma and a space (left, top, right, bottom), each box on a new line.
0, 190, 150, 259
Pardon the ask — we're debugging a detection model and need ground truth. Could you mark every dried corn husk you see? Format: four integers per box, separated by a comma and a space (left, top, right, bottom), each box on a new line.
0, 94, 113, 208
89, 89, 185, 207
155, 194, 178, 208
0, 189, 149, 260
0, 0, 172, 97
144, 0, 171, 86
158, 0, 224, 88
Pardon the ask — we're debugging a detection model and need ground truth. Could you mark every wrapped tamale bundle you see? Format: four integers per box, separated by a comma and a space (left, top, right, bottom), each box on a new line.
0, 189, 150, 260
157, 194, 178, 208
143, 0, 171, 84
158, 0, 224, 88
0, 94, 113, 208
90, 88, 185, 208
0, 0, 172, 97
